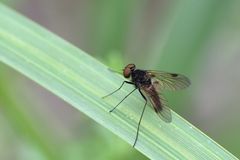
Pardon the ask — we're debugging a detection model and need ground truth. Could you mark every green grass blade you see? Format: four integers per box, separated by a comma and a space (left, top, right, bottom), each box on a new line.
0, 4, 238, 160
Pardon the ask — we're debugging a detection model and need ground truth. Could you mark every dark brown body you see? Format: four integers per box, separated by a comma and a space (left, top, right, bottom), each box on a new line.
131, 69, 162, 113
141, 85, 162, 112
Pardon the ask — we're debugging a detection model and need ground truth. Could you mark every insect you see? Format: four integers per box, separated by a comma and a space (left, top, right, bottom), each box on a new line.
103, 64, 190, 147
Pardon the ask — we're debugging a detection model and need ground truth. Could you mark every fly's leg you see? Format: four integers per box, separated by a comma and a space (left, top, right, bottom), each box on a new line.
109, 88, 137, 112
133, 89, 147, 147
102, 81, 135, 112
102, 81, 134, 98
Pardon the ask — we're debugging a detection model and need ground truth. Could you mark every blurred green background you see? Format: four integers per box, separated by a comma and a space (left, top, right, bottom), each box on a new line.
0, 0, 240, 159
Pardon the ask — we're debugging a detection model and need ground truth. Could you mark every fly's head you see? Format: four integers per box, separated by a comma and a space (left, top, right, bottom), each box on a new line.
123, 64, 136, 78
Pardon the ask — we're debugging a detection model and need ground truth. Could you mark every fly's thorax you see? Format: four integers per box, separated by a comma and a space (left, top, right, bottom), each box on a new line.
131, 69, 152, 86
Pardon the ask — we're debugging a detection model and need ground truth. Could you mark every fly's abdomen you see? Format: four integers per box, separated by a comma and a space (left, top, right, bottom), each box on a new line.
142, 85, 162, 112
149, 89, 162, 112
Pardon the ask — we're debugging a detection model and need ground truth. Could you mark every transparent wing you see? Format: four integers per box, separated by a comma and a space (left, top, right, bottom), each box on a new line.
140, 86, 172, 123
155, 93, 172, 123
147, 70, 191, 91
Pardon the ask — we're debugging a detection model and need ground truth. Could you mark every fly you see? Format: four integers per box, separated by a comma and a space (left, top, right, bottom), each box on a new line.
103, 64, 191, 147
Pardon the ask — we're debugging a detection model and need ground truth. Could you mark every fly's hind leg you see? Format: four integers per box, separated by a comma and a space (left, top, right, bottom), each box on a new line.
133, 89, 148, 147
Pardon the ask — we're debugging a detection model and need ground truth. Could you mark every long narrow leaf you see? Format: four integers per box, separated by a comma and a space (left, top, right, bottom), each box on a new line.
0, 4, 237, 160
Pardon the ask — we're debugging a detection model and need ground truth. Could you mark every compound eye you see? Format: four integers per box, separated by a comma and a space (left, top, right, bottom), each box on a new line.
123, 68, 131, 78
123, 64, 136, 78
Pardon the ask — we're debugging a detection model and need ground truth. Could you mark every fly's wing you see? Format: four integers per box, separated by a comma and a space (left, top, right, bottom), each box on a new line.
147, 71, 191, 91
140, 85, 172, 123
157, 94, 172, 123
